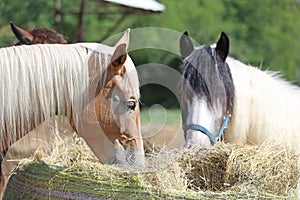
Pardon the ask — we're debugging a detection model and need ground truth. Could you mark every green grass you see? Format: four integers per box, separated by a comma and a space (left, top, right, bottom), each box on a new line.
140, 107, 181, 126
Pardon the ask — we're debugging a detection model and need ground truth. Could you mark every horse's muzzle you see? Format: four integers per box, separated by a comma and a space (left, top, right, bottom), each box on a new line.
112, 139, 145, 167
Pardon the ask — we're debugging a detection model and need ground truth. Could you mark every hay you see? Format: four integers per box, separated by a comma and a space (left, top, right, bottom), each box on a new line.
3, 133, 299, 199
225, 142, 299, 194
178, 143, 234, 191
178, 142, 299, 195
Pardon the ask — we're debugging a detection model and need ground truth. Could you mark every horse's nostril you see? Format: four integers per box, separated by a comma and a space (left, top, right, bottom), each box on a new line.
114, 139, 125, 151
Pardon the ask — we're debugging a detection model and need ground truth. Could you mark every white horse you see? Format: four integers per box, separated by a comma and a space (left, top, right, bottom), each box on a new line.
179, 31, 300, 152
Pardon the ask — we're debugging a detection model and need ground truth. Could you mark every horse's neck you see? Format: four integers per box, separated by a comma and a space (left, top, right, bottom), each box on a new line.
226, 57, 300, 148
0, 44, 91, 152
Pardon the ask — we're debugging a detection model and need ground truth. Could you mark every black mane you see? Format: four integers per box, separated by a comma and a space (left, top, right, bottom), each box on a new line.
182, 59, 212, 104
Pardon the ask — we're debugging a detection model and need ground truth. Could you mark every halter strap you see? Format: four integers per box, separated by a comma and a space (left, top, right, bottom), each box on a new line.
217, 114, 230, 140
183, 114, 231, 145
183, 124, 216, 144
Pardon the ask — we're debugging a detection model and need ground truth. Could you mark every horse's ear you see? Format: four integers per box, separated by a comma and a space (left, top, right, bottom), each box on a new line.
115, 28, 130, 49
216, 32, 229, 61
111, 43, 127, 73
10, 22, 34, 45
180, 31, 194, 59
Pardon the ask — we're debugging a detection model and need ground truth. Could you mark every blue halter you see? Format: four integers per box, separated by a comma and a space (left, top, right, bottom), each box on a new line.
183, 114, 231, 145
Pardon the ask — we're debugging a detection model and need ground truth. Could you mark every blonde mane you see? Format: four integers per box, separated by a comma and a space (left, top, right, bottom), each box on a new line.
226, 57, 300, 153
0, 43, 114, 149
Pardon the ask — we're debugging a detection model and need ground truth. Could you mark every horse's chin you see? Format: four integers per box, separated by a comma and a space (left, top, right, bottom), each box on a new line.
110, 139, 145, 168
184, 130, 213, 149
111, 151, 145, 168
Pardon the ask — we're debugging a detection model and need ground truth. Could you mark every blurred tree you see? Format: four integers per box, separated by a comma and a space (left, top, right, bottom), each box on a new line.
0, 0, 54, 28
0, 0, 56, 46
222, 0, 300, 80
0, 0, 299, 107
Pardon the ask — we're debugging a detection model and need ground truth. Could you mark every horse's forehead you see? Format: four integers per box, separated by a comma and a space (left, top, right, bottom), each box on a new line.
186, 47, 215, 71
79, 43, 139, 96
112, 56, 139, 99
182, 44, 226, 103
124, 56, 136, 75
197, 45, 213, 56
124, 56, 139, 94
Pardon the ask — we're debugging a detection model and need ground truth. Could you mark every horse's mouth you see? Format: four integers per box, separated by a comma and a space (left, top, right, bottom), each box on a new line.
184, 130, 213, 149
111, 138, 145, 167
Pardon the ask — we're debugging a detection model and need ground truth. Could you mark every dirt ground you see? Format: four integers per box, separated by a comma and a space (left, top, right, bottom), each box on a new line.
142, 124, 185, 152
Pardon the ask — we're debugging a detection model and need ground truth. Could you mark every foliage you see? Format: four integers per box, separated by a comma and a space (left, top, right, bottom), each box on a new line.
0, 0, 299, 107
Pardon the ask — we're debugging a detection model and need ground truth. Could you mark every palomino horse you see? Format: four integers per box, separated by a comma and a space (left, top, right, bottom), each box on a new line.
10, 22, 67, 45
0, 29, 145, 194
179, 31, 300, 153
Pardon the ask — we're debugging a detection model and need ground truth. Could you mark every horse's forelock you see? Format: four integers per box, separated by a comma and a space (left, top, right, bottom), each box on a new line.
182, 45, 234, 112
182, 59, 211, 104
82, 44, 138, 99
124, 56, 140, 98
182, 46, 220, 105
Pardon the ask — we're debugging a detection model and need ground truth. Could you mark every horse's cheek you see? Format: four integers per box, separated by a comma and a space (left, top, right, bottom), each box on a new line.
97, 94, 122, 137
118, 112, 138, 136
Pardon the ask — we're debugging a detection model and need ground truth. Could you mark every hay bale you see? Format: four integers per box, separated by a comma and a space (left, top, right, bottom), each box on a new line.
178, 143, 235, 191
144, 154, 186, 191
178, 142, 299, 195
3, 135, 299, 199
4, 159, 155, 199
3, 136, 187, 200
225, 142, 299, 194
4, 157, 192, 200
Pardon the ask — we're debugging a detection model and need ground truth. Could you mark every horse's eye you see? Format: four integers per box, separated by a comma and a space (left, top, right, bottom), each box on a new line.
127, 99, 136, 111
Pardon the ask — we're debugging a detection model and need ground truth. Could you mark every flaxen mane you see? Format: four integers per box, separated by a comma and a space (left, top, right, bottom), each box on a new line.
0, 43, 112, 150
